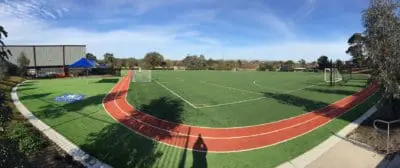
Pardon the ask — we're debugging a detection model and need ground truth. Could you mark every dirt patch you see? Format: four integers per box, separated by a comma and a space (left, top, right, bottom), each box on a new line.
347, 108, 400, 154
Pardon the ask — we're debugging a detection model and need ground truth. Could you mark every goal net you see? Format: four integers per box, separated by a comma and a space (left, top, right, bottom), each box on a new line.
131, 69, 152, 82
324, 68, 343, 83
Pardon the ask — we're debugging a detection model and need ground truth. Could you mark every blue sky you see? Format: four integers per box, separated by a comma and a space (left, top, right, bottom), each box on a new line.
0, 0, 368, 61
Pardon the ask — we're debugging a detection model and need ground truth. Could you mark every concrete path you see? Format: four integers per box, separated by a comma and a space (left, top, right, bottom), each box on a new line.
278, 104, 386, 168
11, 83, 112, 168
306, 139, 384, 168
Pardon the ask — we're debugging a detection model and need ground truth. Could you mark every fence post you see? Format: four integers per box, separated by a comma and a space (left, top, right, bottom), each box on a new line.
387, 123, 390, 154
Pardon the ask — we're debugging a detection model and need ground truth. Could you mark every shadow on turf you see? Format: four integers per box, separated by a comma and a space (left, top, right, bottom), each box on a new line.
95, 78, 119, 83
304, 88, 357, 96
19, 93, 52, 101
16, 87, 37, 92
263, 92, 329, 112
80, 96, 208, 168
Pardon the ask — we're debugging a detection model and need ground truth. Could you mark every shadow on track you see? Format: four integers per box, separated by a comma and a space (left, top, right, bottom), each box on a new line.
192, 134, 208, 168
304, 88, 357, 96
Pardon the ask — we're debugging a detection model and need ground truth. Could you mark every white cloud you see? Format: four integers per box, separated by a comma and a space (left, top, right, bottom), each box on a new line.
0, 0, 68, 20
0, 0, 351, 62
294, 0, 317, 21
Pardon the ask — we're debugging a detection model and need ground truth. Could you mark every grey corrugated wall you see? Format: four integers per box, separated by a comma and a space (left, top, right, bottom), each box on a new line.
6, 45, 86, 67
65, 46, 86, 65
6, 46, 35, 66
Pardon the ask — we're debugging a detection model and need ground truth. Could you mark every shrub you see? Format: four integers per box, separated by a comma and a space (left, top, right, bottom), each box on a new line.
0, 92, 12, 126
8, 123, 46, 154
18, 134, 45, 154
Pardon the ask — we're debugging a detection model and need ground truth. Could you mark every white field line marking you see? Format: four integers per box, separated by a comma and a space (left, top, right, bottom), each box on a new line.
197, 97, 266, 109
201, 81, 263, 95
282, 82, 325, 94
198, 82, 325, 109
252, 80, 284, 92
155, 80, 198, 109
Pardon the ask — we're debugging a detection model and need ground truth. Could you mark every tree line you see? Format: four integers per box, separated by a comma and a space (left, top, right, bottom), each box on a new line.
87, 51, 348, 71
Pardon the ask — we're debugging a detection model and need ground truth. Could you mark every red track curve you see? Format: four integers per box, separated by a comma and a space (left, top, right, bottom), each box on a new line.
103, 71, 378, 152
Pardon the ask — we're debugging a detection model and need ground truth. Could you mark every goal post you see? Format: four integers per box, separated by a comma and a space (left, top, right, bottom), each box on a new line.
132, 70, 152, 82
324, 68, 343, 84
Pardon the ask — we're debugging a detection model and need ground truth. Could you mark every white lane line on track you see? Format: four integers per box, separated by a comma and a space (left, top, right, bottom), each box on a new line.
155, 80, 198, 109
112, 75, 363, 140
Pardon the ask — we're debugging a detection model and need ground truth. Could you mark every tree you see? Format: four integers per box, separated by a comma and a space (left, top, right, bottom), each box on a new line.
103, 53, 115, 67
335, 59, 344, 70
237, 60, 243, 69
85, 53, 97, 61
0, 25, 12, 129
363, 0, 400, 118
0, 26, 11, 61
17, 52, 30, 76
317, 55, 329, 70
0, 26, 11, 80
284, 60, 295, 71
143, 52, 164, 69
298, 59, 306, 68
181, 54, 208, 70
346, 33, 366, 67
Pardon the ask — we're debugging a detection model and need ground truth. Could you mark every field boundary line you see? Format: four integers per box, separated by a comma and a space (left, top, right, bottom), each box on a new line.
283, 82, 325, 94
197, 82, 326, 109
197, 97, 266, 109
252, 80, 284, 92
155, 80, 198, 109
200, 81, 263, 95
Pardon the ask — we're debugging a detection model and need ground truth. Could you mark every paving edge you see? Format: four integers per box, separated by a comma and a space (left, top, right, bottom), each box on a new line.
277, 101, 380, 168
11, 82, 112, 168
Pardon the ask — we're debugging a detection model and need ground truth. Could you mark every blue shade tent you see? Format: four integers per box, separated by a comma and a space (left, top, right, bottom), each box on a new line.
69, 58, 96, 77
69, 58, 96, 68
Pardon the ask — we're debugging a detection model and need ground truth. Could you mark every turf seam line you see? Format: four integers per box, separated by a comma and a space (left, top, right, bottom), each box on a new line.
154, 80, 198, 109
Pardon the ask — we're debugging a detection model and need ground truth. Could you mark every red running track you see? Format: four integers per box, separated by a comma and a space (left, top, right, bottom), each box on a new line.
103, 71, 378, 152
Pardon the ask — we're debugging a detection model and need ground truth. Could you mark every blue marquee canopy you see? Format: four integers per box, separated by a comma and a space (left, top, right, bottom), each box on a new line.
69, 58, 96, 68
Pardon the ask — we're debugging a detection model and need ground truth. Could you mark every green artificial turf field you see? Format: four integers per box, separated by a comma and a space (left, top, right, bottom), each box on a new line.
127, 71, 369, 127
16, 71, 378, 168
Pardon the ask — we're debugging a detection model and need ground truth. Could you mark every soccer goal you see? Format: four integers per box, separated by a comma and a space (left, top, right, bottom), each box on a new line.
132, 69, 152, 82
324, 68, 343, 83
174, 66, 186, 71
